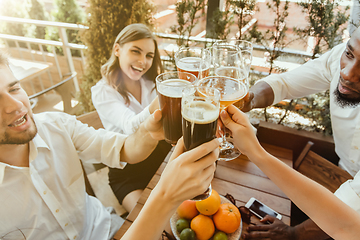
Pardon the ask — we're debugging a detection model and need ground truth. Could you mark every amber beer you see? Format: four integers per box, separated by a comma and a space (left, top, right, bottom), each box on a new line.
198, 76, 248, 110
182, 101, 219, 150
157, 78, 193, 145
176, 57, 210, 79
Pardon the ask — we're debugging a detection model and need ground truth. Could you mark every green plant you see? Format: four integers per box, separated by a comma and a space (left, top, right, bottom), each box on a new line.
28, 0, 48, 40
294, 0, 349, 59
45, 0, 85, 56
79, 0, 155, 112
171, 0, 206, 47
301, 91, 332, 135
206, 1, 233, 40
229, 0, 259, 40
0, 0, 31, 47
251, 0, 291, 121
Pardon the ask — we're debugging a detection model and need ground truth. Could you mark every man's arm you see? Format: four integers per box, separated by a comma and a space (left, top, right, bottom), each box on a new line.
121, 138, 219, 240
120, 109, 164, 164
242, 81, 275, 112
244, 217, 330, 240
242, 44, 344, 112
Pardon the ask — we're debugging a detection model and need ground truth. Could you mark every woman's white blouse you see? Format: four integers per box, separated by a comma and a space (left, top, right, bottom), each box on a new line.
91, 78, 157, 134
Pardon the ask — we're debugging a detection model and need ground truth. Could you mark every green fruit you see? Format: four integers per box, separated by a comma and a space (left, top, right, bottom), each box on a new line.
213, 231, 228, 240
180, 228, 196, 240
176, 218, 190, 233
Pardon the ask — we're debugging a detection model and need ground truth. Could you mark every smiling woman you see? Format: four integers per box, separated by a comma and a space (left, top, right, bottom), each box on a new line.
90, 23, 171, 214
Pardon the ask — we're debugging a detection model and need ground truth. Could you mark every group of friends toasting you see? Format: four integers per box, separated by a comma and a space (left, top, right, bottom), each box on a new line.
91, 23, 360, 239
92, 23, 359, 239
1, 21, 359, 239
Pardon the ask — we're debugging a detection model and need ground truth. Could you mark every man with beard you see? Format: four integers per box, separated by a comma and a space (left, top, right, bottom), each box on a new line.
241, 27, 360, 239
0, 52, 219, 240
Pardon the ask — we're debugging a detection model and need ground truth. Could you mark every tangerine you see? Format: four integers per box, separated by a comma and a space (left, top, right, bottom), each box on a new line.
177, 200, 199, 220
213, 203, 241, 234
195, 189, 221, 216
190, 214, 215, 240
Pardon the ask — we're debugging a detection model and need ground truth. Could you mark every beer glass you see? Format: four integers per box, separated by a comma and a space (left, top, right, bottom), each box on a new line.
182, 86, 220, 200
236, 40, 253, 77
156, 71, 197, 145
213, 44, 249, 108
197, 76, 247, 161
175, 47, 211, 79
213, 39, 253, 78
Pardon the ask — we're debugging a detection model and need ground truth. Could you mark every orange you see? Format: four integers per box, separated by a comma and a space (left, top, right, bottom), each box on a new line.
213, 203, 241, 234
195, 189, 221, 216
190, 214, 215, 240
177, 200, 199, 220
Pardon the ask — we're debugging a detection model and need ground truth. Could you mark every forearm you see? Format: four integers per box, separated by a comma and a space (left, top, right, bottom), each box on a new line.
121, 186, 177, 239
250, 81, 274, 108
294, 219, 330, 240
248, 148, 360, 239
120, 122, 158, 164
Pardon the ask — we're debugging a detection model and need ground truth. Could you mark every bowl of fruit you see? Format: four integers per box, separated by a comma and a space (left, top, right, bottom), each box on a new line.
170, 190, 242, 240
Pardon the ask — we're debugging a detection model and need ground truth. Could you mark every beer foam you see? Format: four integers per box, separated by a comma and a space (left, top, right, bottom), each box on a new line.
157, 79, 192, 98
177, 57, 210, 72
182, 101, 219, 124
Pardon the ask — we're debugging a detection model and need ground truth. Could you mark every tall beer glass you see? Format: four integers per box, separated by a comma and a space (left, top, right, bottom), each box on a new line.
182, 86, 220, 200
213, 40, 253, 78
156, 71, 197, 145
175, 47, 211, 79
213, 44, 248, 109
197, 76, 247, 161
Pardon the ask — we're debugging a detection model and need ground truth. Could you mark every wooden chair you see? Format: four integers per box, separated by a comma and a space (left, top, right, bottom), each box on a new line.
294, 141, 352, 193
29, 73, 79, 114
76, 111, 104, 197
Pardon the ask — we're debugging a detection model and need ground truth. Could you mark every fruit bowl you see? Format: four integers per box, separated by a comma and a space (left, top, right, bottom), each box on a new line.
170, 195, 242, 240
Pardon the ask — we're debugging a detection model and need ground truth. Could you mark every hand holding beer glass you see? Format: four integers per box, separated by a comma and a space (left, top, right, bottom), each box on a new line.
175, 47, 211, 79
182, 86, 220, 200
197, 76, 247, 161
156, 71, 197, 145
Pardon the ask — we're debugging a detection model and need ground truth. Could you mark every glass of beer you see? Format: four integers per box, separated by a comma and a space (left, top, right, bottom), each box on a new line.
156, 71, 197, 145
213, 40, 253, 78
213, 42, 249, 108
182, 85, 220, 200
197, 76, 248, 161
175, 47, 211, 79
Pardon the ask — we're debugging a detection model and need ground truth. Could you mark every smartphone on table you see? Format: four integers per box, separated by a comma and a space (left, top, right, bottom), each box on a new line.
245, 197, 282, 220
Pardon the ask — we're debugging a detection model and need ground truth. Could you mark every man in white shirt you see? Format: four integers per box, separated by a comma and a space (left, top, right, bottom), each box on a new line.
243, 27, 360, 239
0, 52, 219, 240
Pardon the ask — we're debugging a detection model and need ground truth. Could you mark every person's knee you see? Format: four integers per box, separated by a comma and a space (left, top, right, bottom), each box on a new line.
122, 189, 143, 212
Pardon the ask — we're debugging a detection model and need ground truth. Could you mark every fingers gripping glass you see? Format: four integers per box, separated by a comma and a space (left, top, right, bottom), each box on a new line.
156, 71, 197, 145
197, 76, 247, 161
181, 86, 220, 200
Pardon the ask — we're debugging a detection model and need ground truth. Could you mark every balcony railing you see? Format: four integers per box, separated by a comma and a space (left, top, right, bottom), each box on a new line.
0, 16, 315, 96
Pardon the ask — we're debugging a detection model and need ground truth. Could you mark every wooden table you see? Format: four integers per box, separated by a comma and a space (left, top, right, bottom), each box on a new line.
9, 58, 52, 82
114, 142, 293, 239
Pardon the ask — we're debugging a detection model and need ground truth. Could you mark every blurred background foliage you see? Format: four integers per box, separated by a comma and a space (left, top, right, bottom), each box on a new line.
0, 0, 353, 135
79, 0, 155, 112
45, 0, 85, 56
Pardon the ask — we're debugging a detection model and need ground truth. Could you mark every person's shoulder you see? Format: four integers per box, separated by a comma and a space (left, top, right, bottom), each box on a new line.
329, 42, 346, 57
34, 112, 76, 127
141, 78, 155, 89
91, 78, 111, 91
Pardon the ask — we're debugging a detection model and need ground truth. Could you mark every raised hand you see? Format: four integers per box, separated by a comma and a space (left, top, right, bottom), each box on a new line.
156, 137, 219, 203
144, 109, 164, 141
